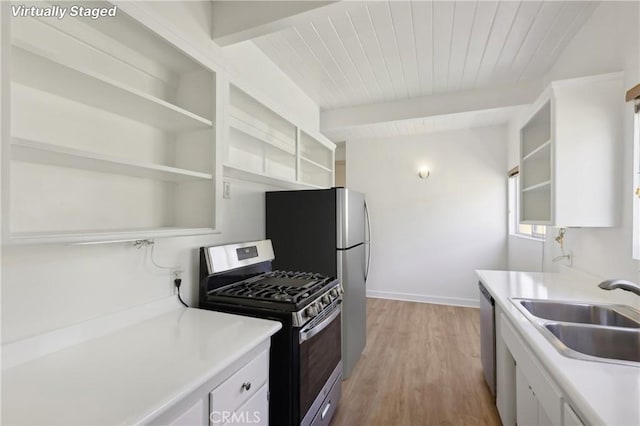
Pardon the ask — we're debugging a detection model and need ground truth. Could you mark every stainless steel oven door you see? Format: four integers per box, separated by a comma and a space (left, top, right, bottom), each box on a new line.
299, 304, 342, 424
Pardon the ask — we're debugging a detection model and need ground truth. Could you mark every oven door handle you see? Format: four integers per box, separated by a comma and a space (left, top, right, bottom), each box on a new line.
299, 306, 341, 343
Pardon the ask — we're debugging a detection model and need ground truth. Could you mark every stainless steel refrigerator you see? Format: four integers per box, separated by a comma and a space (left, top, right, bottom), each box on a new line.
266, 188, 370, 379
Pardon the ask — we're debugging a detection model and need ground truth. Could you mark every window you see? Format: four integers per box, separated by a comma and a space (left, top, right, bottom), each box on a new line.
627, 83, 640, 258
509, 173, 546, 240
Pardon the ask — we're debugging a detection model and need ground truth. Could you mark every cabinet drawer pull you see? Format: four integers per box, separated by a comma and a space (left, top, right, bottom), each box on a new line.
241, 382, 251, 391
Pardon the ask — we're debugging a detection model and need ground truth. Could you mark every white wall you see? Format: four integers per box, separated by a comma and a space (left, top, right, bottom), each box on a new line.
507, 1, 640, 284
0, 2, 320, 344
334, 142, 345, 161
1, 180, 276, 343
347, 126, 508, 306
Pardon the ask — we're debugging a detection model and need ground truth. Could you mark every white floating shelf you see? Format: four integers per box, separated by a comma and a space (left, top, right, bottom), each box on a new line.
522, 140, 552, 162
300, 156, 333, 173
228, 106, 295, 155
522, 180, 552, 192
12, 138, 213, 182
8, 227, 219, 246
12, 44, 213, 131
223, 164, 324, 190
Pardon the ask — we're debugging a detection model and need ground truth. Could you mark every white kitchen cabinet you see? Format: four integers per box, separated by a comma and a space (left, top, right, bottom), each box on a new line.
167, 400, 207, 426
217, 384, 269, 426
500, 313, 591, 426
501, 314, 564, 425
516, 365, 538, 426
209, 349, 269, 425
2, 306, 280, 426
0, 1, 220, 245
148, 344, 271, 426
519, 73, 622, 226
495, 304, 517, 426
516, 365, 555, 426
223, 83, 335, 190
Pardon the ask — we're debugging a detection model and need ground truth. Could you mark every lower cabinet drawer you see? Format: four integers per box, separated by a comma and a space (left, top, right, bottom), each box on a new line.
209, 384, 268, 426
210, 350, 269, 417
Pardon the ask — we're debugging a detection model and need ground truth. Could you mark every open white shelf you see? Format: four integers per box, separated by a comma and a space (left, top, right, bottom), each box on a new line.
11, 138, 213, 183
12, 44, 213, 132
225, 85, 334, 190
3, 9, 219, 245
223, 164, 322, 190
300, 156, 333, 173
522, 180, 551, 192
228, 105, 295, 155
522, 140, 551, 162
521, 185, 552, 224
520, 99, 553, 224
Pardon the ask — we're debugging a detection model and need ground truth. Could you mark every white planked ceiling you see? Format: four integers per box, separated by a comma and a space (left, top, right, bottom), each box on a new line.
249, 0, 598, 140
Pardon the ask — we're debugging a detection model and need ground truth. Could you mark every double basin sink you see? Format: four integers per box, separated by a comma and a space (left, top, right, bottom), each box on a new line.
511, 299, 640, 366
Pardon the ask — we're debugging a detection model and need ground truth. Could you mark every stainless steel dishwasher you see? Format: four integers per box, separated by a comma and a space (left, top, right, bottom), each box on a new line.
479, 281, 495, 397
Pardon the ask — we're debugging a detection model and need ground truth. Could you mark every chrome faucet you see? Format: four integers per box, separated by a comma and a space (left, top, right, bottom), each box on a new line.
598, 279, 640, 296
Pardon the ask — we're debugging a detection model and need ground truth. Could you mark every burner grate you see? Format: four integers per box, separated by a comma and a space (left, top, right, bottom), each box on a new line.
211, 270, 331, 305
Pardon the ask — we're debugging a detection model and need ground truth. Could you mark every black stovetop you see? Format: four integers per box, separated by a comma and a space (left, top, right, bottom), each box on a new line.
203, 270, 337, 312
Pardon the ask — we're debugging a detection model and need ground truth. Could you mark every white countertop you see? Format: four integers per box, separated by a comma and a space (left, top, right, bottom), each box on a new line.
477, 270, 640, 426
1, 307, 281, 425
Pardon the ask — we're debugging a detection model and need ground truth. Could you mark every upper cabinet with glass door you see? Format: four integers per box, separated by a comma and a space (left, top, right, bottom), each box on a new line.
519, 73, 623, 227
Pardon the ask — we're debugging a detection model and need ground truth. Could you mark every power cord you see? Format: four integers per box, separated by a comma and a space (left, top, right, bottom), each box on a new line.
174, 277, 189, 308
135, 239, 187, 307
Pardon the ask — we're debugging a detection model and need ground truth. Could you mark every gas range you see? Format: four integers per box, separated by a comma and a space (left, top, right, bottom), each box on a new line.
204, 270, 342, 326
199, 240, 343, 426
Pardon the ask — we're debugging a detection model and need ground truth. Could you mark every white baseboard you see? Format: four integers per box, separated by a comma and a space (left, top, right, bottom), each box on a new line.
366, 290, 480, 308
2, 296, 181, 370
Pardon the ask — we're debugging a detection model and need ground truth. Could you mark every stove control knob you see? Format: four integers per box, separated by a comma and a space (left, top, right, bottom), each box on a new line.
322, 295, 331, 305
330, 288, 339, 298
306, 304, 319, 318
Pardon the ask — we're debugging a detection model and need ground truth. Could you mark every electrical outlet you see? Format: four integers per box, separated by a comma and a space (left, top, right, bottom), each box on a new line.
223, 181, 231, 199
171, 269, 183, 293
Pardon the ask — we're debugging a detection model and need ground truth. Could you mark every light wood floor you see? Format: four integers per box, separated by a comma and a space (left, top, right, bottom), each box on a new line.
330, 298, 500, 426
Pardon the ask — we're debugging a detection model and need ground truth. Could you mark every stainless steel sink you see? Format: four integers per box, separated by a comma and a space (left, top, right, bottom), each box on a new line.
544, 323, 640, 364
510, 298, 640, 366
518, 300, 640, 328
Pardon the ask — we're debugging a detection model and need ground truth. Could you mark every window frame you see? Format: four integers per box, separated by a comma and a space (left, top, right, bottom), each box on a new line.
509, 173, 546, 241
633, 106, 639, 259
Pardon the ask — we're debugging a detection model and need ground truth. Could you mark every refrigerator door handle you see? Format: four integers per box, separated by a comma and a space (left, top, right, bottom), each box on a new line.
364, 201, 371, 282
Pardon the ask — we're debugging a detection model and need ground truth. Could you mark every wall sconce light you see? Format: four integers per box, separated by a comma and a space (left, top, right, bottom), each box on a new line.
418, 166, 430, 179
